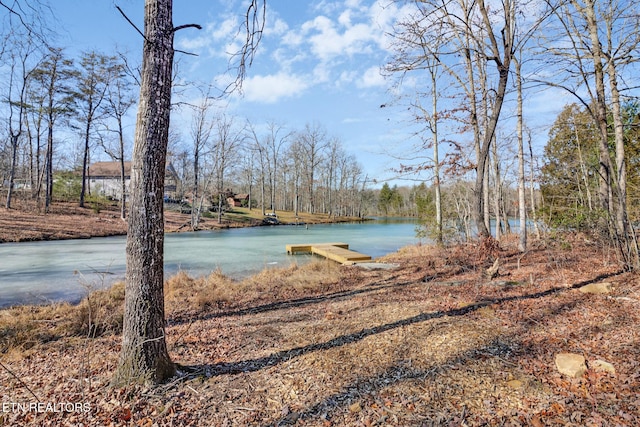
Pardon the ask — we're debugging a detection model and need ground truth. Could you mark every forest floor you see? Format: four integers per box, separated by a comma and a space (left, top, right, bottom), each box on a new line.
0, 201, 360, 243
1, 224, 639, 425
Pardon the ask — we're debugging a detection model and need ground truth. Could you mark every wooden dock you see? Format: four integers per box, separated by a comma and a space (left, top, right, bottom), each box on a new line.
286, 242, 372, 264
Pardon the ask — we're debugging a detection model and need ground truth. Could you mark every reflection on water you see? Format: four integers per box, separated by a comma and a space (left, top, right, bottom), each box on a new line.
0, 218, 420, 307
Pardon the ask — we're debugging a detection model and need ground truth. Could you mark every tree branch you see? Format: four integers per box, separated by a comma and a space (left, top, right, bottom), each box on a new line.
224, 0, 266, 95
0, 361, 40, 402
172, 23, 202, 56
115, 5, 147, 43
172, 23, 202, 33
0, 0, 29, 29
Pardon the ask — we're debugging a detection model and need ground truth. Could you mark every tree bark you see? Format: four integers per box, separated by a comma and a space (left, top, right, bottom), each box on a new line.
473, 0, 513, 239
432, 73, 443, 245
79, 117, 92, 208
116, 113, 128, 220
575, 0, 613, 221
5, 135, 19, 209
605, 42, 638, 268
114, 0, 175, 385
516, 57, 527, 252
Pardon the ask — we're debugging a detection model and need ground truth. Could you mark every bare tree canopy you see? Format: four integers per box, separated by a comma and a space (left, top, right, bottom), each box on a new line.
0, 0, 53, 49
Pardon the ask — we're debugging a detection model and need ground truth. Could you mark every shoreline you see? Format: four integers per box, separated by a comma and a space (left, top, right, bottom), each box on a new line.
0, 202, 369, 244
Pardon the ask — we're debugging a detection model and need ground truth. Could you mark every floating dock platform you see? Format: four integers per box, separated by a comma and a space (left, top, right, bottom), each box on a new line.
286, 242, 372, 264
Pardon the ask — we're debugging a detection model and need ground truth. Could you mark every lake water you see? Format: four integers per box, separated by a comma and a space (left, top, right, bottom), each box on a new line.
0, 218, 420, 307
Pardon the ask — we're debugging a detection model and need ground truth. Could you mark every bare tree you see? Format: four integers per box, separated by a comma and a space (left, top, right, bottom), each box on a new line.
515, 55, 527, 251
527, 128, 541, 239
542, 0, 640, 267
98, 56, 136, 219
386, 12, 452, 243
113, 0, 179, 384
4, 36, 37, 208
287, 140, 304, 217
211, 114, 244, 224
246, 121, 268, 215
264, 121, 290, 213
75, 51, 119, 208
470, 0, 517, 238
29, 48, 75, 210
24, 61, 46, 198
387, 0, 548, 240
238, 145, 256, 210
323, 137, 342, 217
188, 87, 215, 229
1, 0, 52, 208
298, 123, 328, 214
0, 0, 52, 52
114, 0, 264, 384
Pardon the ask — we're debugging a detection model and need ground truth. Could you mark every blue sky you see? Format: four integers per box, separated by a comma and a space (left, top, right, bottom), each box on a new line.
50, 0, 567, 188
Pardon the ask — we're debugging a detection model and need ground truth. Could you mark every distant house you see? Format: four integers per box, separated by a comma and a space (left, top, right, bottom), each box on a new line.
88, 161, 131, 200
227, 193, 249, 207
88, 161, 179, 201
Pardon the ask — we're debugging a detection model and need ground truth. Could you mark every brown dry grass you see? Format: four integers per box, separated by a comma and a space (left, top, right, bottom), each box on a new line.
0, 282, 126, 358
1, 234, 639, 426
0, 260, 340, 357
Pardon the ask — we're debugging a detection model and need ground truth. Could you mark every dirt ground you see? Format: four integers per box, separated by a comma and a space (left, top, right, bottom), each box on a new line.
1, 232, 638, 426
0, 201, 360, 243
0, 202, 254, 243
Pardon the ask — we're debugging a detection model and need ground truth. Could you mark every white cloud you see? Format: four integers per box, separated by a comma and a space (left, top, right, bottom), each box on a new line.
211, 15, 239, 41
358, 66, 385, 88
176, 16, 241, 58
313, 0, 341, 15
338, 9, 352, 27
337, 70, 359, 87
299, 15, 377, 62
269, 17, 290, 37
312, 62, 332, 84
241, 72, 311, 103
342, 117, 366, 124
367, 0, 417, 51
178, 1, 401, 100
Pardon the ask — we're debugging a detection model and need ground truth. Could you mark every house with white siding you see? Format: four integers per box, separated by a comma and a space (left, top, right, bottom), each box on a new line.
88, 161, 179, 200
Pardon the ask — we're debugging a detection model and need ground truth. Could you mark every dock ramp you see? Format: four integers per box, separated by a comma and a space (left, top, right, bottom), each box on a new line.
286, 242, 372, 264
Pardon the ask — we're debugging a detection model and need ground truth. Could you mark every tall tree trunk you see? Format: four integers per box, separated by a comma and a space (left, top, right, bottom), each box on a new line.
516, 57, 527, 251
474, 0, 513, 239
5, 135, 19, 209
294, 173, 299, 217
114, 0, 175, 385
5, 41, 31, 209
118, 121, 127, 220
44, 54, 58, 213
527, 135, 541, 239
606, 51, 638, 268
492, 141, 502, 241
260, 169, 266, 216
45, 125, 53, 210
192, 149, 200, 229
429, 65, 443, 245
80, 118, 91, 208
574, 125, 593, 211
217, 180, 224, 224
576, 0, 613, 222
